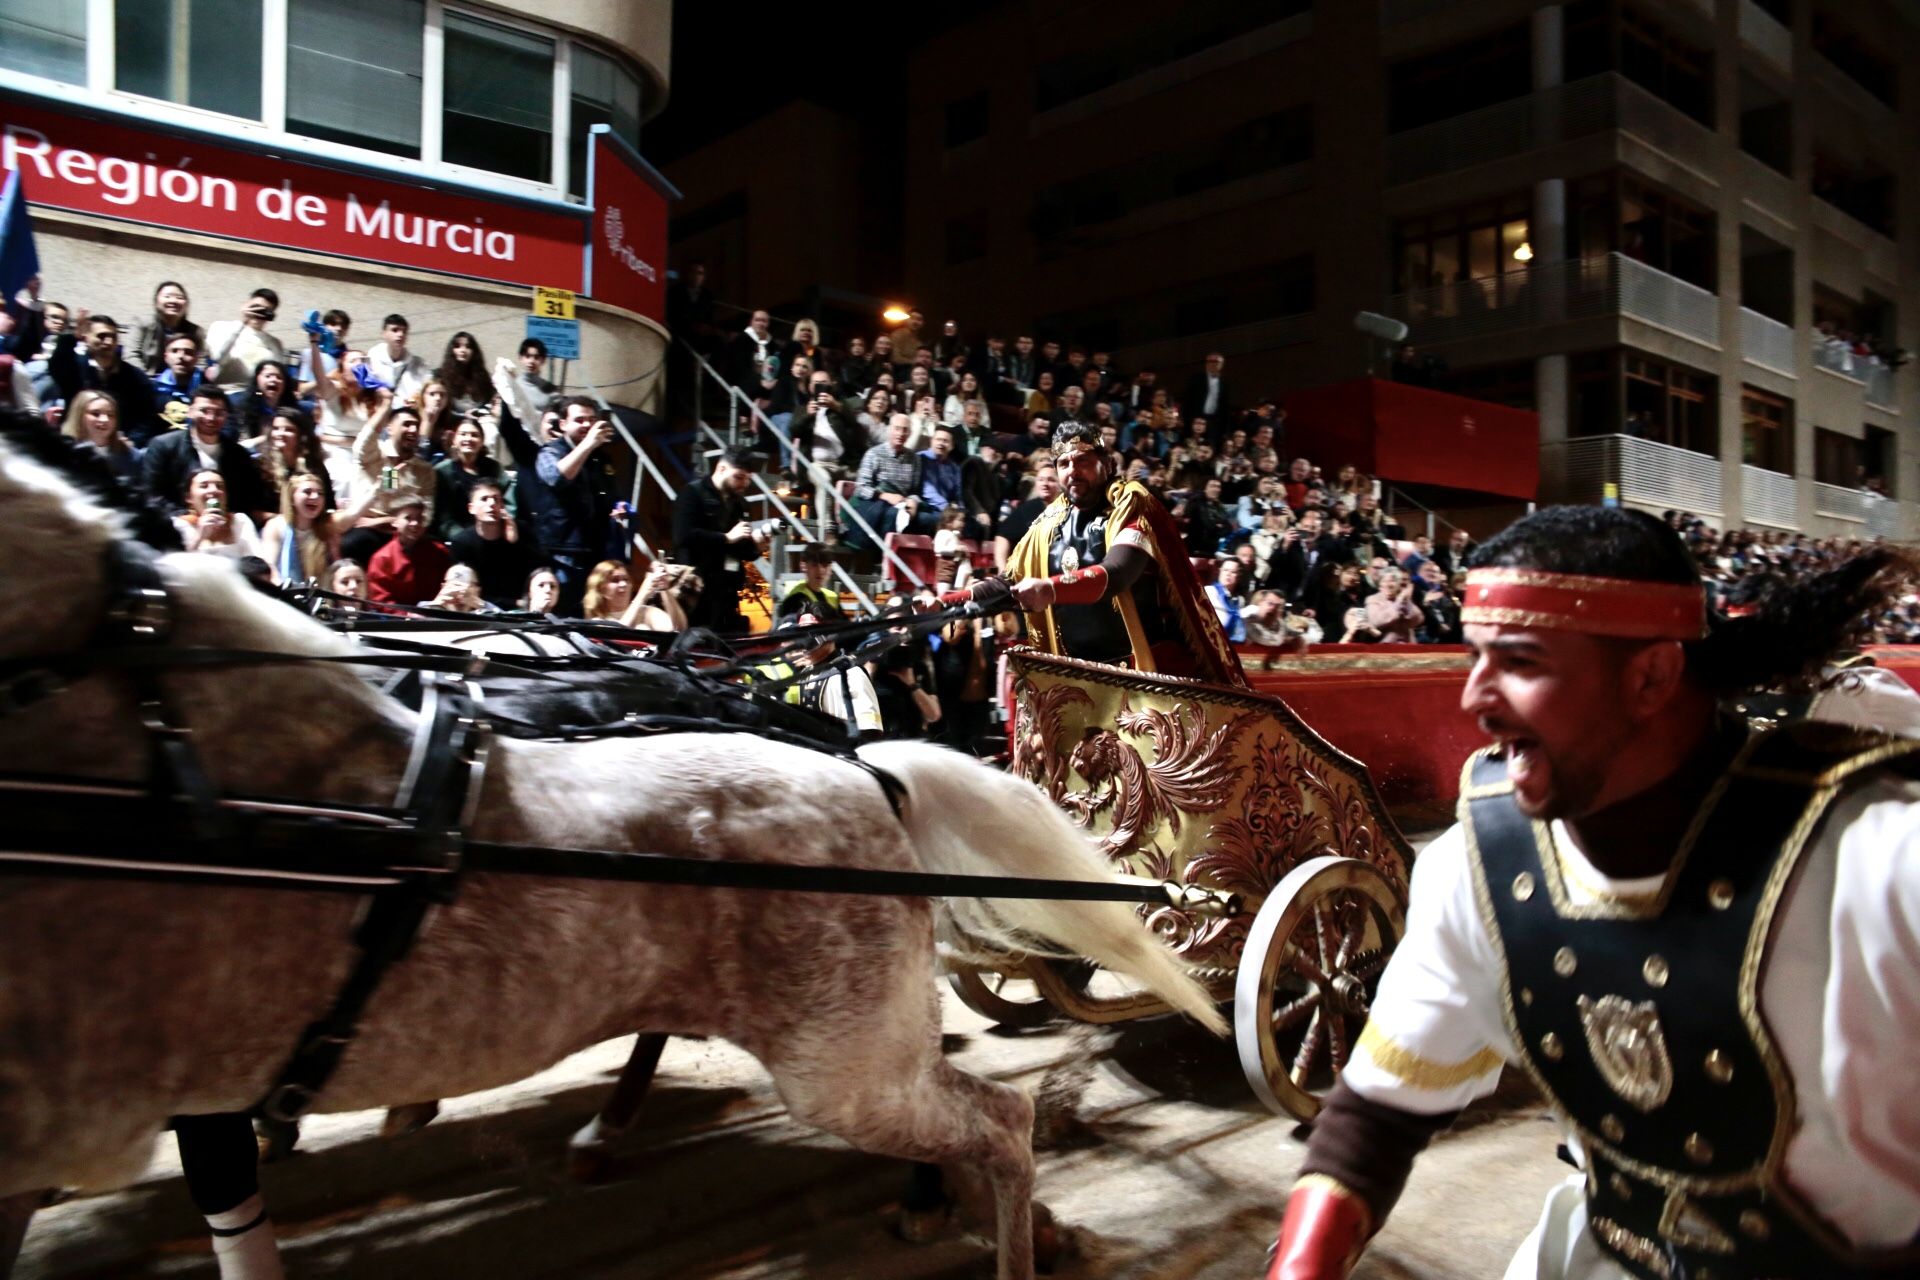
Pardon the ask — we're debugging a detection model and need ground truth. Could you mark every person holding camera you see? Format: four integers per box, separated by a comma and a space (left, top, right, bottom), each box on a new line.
672, 445, 768, 634
204, 288, 289, 395
498, 395, 622, 615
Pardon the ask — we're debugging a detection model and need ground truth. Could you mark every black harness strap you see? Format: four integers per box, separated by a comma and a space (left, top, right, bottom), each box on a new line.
256, 674, 479, 1127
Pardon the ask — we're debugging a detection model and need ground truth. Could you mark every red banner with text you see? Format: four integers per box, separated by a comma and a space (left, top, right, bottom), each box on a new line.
585, 129, 668, 324
1, 95, 586, 290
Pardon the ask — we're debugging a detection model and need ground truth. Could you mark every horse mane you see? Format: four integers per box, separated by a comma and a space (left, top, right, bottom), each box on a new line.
0, 412, 183, 551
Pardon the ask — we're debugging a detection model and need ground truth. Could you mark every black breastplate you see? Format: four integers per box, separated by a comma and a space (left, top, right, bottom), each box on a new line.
1464, 722, 1920, 1280
1046, 504, 1166, 664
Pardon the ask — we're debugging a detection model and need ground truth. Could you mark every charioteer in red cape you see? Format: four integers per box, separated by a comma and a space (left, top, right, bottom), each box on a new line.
1264, 505, 1920, 1280
950, 421, 1245, 685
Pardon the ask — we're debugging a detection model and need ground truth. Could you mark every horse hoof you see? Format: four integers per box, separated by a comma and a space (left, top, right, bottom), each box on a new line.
896, 1203, 950, 1245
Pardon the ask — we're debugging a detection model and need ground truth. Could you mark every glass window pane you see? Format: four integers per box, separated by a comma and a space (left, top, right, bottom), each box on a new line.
116, 0, 263, 120
568, 44, 641, 199
0, 0, 87, 85
287, 0, 423, 159
443, 11, 552, 183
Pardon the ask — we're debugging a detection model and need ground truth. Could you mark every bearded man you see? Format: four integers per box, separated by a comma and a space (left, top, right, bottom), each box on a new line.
955, 422, 1242, 685
1265, 505, 1920, 1280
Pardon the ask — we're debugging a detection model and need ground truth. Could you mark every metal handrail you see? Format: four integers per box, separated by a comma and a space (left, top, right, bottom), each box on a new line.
1383, 485, 1460, 539
680, 340, 927, 590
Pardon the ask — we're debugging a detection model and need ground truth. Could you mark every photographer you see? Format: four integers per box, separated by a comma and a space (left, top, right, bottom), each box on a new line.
503, 394, 624, 615
671, 445, 768, 634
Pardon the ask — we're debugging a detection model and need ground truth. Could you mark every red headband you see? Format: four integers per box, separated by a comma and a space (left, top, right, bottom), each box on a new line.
1462, 568, 1707, 640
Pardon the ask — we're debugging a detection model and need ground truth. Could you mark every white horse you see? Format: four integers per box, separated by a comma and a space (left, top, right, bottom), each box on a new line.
0, 429, 1223, 1280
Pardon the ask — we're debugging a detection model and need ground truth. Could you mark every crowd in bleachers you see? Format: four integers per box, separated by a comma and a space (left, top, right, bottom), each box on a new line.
2, 274, 652, 621
1672, 511, 1920, 644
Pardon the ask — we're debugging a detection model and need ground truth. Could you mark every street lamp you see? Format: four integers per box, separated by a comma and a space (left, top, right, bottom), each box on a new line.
1513, 242, 1534, 262
881, 305, 912, 325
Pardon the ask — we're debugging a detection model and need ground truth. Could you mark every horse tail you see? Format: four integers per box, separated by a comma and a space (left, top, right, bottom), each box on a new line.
857, 740, 1228, 1036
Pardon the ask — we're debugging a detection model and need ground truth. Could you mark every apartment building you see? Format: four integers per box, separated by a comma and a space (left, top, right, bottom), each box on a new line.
901, 0, 1919, 538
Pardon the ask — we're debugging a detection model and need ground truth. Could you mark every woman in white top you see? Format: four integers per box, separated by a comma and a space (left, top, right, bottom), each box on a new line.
941, 371, 986, 428
259, 472, 342, 585
174, 469, 263, 560
203, 289, 289, 394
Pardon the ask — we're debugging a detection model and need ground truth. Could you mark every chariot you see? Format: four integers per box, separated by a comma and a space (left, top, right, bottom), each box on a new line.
952, 647, 1415, 1120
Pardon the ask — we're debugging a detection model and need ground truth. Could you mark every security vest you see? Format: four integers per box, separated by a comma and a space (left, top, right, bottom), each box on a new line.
1463, 721, 1920, 1279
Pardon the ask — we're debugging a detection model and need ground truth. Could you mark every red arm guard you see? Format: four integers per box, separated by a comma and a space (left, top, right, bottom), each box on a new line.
1267, 1176, 1373, 1280
1048, 563, 1110, 605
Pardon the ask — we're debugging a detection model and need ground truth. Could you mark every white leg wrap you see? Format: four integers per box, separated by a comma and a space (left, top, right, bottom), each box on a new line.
206, 1195, 285, 1280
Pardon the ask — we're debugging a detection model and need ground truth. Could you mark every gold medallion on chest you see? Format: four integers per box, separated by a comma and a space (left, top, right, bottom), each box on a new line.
1577, 993, 1674, 1113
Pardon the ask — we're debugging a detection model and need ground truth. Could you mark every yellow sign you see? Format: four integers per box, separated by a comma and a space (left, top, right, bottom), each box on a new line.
533, 286, 576, 320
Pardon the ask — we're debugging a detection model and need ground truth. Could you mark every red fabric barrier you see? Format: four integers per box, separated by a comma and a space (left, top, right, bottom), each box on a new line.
1281, 379, 1539, 500
1240, 644, 1479, 814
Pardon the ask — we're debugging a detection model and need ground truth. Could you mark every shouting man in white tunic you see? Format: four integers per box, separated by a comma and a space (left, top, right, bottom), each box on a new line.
1265, 506, 1920, 1280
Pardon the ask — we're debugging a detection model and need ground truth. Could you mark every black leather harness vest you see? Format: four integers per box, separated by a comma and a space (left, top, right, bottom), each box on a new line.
1463, 721, 1920, 1280
1046, 502, 1167, 665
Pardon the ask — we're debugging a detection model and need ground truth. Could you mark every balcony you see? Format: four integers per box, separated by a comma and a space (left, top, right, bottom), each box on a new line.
1813, 340, 1901, 412
1739, 308, 1796, 377
1743, 465, 1798, 529
1384, 252, 1719, 349
1540, 434, 1722, 517
1386, 72, 1717, 185
1814, 482, 1868, 524
1865, 494, 1912, 541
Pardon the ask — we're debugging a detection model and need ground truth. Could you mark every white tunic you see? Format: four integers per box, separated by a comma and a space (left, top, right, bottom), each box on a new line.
1346, 764, 1920, 1278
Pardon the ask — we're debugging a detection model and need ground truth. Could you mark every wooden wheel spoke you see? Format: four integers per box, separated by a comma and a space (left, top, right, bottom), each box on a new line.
1290, 950, 1329, 987
1312, 904, 1330, 973
1271, 989, 1320, 1031
1332, 898, 1364, 973
1349, 950, 1390, 981
1327, 1003, 1351, 1073
1290, 1010, 1325, 1088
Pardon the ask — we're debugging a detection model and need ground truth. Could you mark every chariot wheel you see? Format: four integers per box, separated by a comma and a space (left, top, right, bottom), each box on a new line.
1234, 855, 1404, 1120
948, 960, 1094, 1029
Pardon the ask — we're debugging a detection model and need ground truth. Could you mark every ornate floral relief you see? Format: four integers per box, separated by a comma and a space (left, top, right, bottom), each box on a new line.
1009, 675, 1094, 804
1063, 701, 1260, 859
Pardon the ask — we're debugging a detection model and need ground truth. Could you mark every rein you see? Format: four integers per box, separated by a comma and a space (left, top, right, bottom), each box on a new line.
0, 542, 1168, 1128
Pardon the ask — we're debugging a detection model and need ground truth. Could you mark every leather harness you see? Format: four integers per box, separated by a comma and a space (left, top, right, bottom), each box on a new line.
0, 542, 1193, 1126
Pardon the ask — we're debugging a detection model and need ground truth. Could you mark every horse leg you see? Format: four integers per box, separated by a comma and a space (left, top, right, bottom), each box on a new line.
174, 1113, 284, 1280
0, 1191, 44, 1277
567, 1033, 670, 1183
771, 1048, 1038, 1280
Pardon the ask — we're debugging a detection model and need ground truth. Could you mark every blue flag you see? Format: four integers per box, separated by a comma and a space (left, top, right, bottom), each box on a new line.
0, 170, 40, 304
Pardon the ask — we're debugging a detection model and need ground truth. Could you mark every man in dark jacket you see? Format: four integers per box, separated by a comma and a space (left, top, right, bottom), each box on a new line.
51, 312, 163, 445
671, 446, 768, 634
141, 386, 268, 517
496, 394, 619, 615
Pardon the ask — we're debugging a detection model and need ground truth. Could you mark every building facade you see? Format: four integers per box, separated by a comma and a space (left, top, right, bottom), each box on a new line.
899, 0, 1919, 539
2, 0, 674, 412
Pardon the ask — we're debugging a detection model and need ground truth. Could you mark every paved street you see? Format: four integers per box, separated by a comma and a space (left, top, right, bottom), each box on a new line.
19, 983, 1567, 1279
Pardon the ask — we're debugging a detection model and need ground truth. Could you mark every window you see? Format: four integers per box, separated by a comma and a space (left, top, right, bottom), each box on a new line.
1624, 352, 1716, 454
944, 91, 988, 148
1741, 386, 1792, 472
1393, 192, 1531, 292
568, 45, 642, 199
1814, 427, 1863, 486
1620, 5, 1713, 126
944, 210, 987, 267
1620, 176, 1715, 289
0, 0, 86, 85
117, 0, 263, 121
442, 12, 552, 182
287, 0, 425, 159
1812, 151, 1896, 238
1812, 9, 1896, 107
1031, 106, 1311, 253
1388, 24, 1529, 132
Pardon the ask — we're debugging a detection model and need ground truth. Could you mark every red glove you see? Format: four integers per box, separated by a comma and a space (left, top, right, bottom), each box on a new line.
1267, 1177, 1372, 1280
938, 590, 972, 608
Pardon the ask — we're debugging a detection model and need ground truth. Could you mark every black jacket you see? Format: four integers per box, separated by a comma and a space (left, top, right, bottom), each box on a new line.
50, 334, 163, 446
671, 475, 755, 628
141, 429, 269, 517
1180, 372, 1232, 427
1269, 535, 1352, 602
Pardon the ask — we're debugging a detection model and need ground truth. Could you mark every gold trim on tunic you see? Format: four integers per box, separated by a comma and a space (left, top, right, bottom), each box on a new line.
1355, 1021, 1504, 1090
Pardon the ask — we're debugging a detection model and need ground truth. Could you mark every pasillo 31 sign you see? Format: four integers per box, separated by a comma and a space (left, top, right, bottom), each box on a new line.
0, 94, 586, 290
